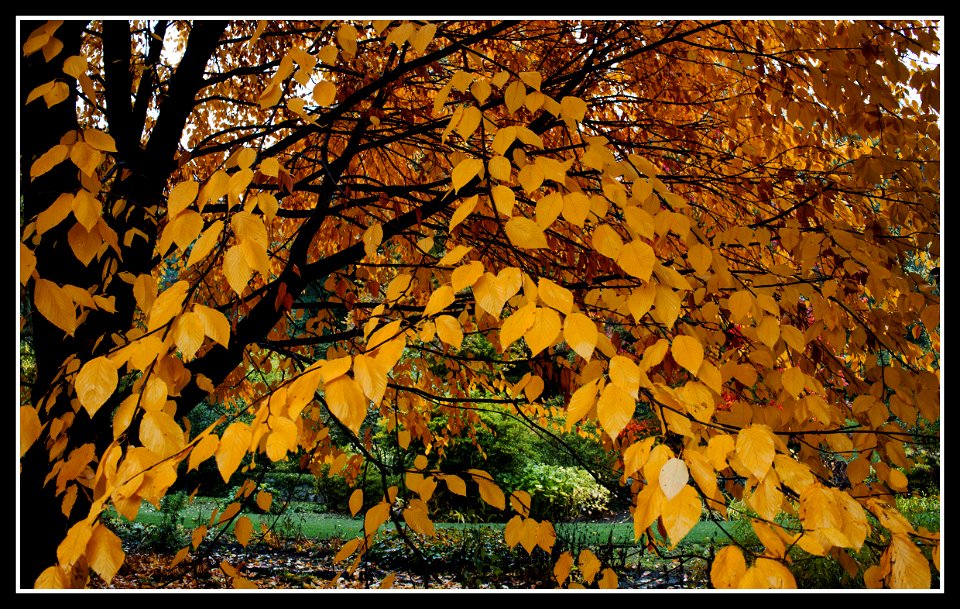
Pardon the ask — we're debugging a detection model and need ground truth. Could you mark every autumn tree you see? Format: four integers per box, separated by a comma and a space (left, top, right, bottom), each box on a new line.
18, 18, 940, 589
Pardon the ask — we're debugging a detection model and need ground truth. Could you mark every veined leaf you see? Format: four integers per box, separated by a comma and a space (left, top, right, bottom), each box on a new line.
711, 546, 747, 588
324, 375, 367, 434
449, 195, 478, 231
658, 458, 689, 500
736, 425, 776, 480
75, 357, 118, 417
563, 312, 597, 361
423, 284, 455, 316
505, 216, 548, 249
525, 307, 561, 355
617, 240, 655, 282
435, 314, 464, 349
216, 422, 252, 483
671, 335, 704, 376
87, 523, 124, 584
451, 157, 483, 193
596, 383, 633, 441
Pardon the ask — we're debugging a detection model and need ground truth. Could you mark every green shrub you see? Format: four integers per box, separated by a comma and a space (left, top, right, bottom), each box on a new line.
502, 464, 612, 521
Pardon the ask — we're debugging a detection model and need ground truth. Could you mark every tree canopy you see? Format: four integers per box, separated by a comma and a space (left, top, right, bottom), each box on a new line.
18, 18, 940, 589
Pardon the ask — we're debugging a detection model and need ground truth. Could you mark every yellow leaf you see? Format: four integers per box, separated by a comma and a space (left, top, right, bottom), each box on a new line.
500, 303, 537, 351
517, 162, 545, 194
739, 557, 797, 589
173, 310, 206, 361
403, 499, 436, 536
537, 278, 572, 315
578, 549, 601, 584
736, 425, 776, 480
36, 192, 73, 235
592, 224, 622, 259
185, 220, 223, 268
505, 216, 548, 249
82, 128, 116, 152
756, 315, 780, 348
535, 191, 564, 228
34, 566, 69, 589
216, 422, 252, 483
780, 324, 806, 352
20, 405, 42, 458
435, 315, 464, 349
365, 501, 391, 536
451, 157, 483, 193
75, 356, 118, 417
71, 189, 101, 231
249, 492, 271, 516
504, 514, 523, 548
20, 243, 37, 286
592, 567, 617, 589
609, 355, 640, 399
504, 80, 526, 114
456, 105, 482, 140
597, 383, 634, 441
325, 375, 367, 434
442, 474, 467, 496
43, 82, 71, 107
627, 282, 657, 323
87, 523, 125, 584
773, 454, 815, 494
653, 286, 682, 329
781, 367, 805, 399
57, 520, 92, 567
536, 520, 556, 552
449, 195, 478, 231
333, 537, 361, 564
168, 181, 199, 219
524, 307, 561, 356
563, 312, 597, 361
189, 434, 219, 471
29, 144, 68, 180
353, 353, 388, 404
661, 485, 701, 547
349, 489, 363, 517
658, 458, 689, 500
671, 335, 704, 376
560, 96, 588, 123
554, 551, 574, 585
617, 239, 655, 281
423, 284, 455, 316
469, 470, 505, 510
518, 516, 540, 553
312, 80, 337, 106
265, 416, 298, 461
711, 546, 747, 588
62, 55, 87, 78
687, 243, 712, 275
223, 246, 252, 295
728, 291, 753, 322
488, 155, 511, 181
337, 23, 358, 57
491, 184, 516, 216
566, 379, 598, 429
142, 282, 182, 333
69, 140, 102, 177
140, 410, 186, 459
194, 304, 230, 348
231, 515, 253, 547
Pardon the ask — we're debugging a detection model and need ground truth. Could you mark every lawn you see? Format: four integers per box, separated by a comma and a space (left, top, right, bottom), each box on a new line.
99, 493, 940, 589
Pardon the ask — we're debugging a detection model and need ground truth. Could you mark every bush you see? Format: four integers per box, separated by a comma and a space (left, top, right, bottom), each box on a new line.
502, 464, 612, 521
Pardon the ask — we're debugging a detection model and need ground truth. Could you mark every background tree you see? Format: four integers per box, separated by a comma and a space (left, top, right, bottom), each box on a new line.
19, 18, 940, 589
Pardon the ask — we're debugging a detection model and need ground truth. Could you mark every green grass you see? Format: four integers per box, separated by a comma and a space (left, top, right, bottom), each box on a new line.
113, 493, 939, 555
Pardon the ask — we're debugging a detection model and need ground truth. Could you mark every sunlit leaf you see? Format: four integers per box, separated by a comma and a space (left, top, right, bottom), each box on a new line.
75, 357, 118, 417
505, 216, 548, 249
